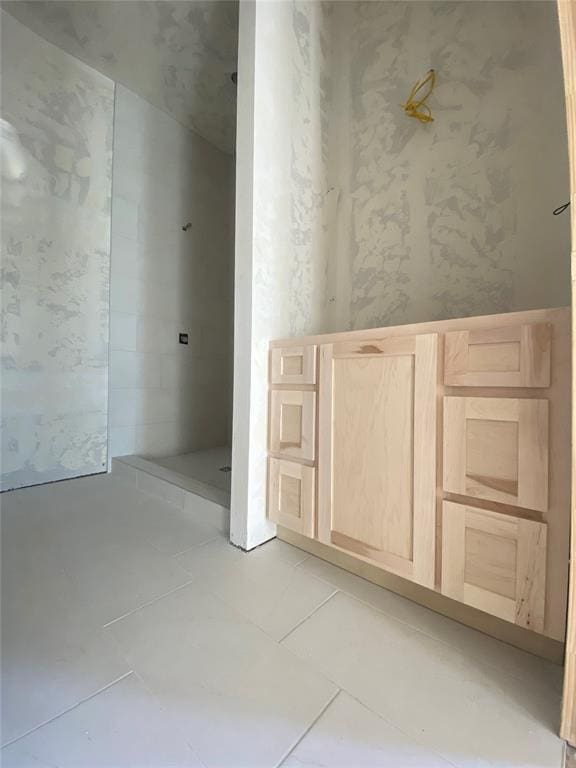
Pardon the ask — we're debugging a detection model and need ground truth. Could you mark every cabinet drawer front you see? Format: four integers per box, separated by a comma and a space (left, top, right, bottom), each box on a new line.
442, 501, 546, 633
444, 323, 551, 387
270, 390, 316, 461
270, 346, 317, 385
443, 396, 549, 512
268, 458, 315, 536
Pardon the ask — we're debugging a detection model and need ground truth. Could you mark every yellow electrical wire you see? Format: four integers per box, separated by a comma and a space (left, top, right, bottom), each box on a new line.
402, 69, 436, 123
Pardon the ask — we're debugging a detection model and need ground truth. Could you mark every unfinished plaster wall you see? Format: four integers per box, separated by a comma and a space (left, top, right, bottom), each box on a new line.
328, 1, 570, 331
0, 11, 113, 490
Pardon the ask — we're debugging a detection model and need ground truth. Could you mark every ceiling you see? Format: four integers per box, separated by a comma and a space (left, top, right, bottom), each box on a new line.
2, 1, 239, 154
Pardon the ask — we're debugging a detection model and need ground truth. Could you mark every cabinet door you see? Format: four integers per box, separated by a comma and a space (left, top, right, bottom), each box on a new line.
270, 345, 317, 385
269, 390, 315, 461
443, 397, 549, 512
318, 334, 438, 587
442, 501, 546, 632
444, 323, 551, 387
268, 458, 315, 536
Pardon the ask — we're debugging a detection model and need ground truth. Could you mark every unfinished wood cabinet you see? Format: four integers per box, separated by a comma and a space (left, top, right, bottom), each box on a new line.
268, 458, 315, 536
269, 306, 569, 650
270, 345, 317, 385
443, 396, 549, 512
317, 333, 438, 587
442, 501, 547, 633
269, 389, 315, 462
444, 323, 551, 387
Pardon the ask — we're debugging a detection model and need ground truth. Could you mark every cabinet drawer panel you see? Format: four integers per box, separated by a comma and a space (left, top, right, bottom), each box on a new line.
270, 346, 317, 385
443, 396, 549, 512
268, 458, 315, 536
444, 323, 551, 387
270, 390, 316, 461
442, 501, 546, 633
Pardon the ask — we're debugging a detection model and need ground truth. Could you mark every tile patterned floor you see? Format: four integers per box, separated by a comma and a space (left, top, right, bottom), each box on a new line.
0, 473, 566, 767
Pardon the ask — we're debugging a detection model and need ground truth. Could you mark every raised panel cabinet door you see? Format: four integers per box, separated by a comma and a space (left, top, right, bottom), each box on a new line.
443, 396, 549, 512
269, 390, 316, 461
441, 501, 547, 633
268, 458, 315, 536
270, 345, 317, 385
318, 334, 438, 588
444, 323, 551, 387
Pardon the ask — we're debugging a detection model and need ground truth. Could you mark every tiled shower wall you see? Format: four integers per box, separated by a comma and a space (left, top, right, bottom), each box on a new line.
109, 85, 234, 460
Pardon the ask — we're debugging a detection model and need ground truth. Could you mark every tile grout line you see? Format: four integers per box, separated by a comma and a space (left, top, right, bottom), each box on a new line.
278, 589, 339, 643
102, 577, 197, 628
339, 688, 461, 768
276, 598, 462, 768
127, 668, 210, 768
168, 533, 225, 559
273, 688, 342, 768
1, 671, 134, 750
295, 561, 560, 692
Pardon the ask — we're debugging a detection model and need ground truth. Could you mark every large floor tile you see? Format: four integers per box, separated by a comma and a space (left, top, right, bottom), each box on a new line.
1, 673, 201, 767
2, 508, 131, 743
1, 476, 202, 743
106, 581, 338, 768
1, 473, 125, 514
175, 538, 334, 640
61, 538, 195, 626
123, 492, 222, 556
283, 592, 564, 768
298, 555, 563, 698
282, 691, 452, 767
2, 477, 213, 627
253, 538, 310, 567
2, 612, 129, 746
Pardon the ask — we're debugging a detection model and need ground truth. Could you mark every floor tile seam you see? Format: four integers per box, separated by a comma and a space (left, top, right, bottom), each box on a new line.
128, 668, 210, 768
273, 687, 342, 768
280, 607, 562, 761
340, 688, 461, 768
292, 564, 559, 693
263, 568, 338, 625
277, 589, 340, 643
0, 671, 134, 750
168, 533, 225, 560
101, 577, 198, 628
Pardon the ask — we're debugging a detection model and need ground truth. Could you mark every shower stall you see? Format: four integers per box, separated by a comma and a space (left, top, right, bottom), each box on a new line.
0, 2, 238, 525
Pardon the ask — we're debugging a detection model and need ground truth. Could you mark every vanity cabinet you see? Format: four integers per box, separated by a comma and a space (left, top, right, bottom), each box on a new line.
267, 308, 570, 646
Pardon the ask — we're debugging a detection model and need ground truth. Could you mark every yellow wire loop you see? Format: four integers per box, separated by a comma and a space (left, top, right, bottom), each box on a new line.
402, 69, 436, 124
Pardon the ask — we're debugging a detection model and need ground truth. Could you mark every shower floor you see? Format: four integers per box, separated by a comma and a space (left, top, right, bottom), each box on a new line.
116, 446, 231, 509
153, 447, 231, 494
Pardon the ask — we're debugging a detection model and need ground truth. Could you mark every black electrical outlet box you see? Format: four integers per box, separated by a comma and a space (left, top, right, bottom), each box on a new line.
179, 333, 189, 345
